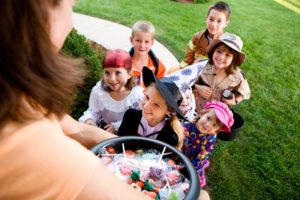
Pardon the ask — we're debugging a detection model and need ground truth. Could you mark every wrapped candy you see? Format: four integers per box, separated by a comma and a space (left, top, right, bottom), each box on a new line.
97, 146, 190, 200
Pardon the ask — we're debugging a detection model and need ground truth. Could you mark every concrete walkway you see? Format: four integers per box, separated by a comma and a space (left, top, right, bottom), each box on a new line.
72, 13, 179, 69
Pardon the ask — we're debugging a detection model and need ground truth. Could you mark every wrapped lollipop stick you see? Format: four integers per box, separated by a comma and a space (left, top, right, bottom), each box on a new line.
158, 146, 166, 163
122, 143, 126, 158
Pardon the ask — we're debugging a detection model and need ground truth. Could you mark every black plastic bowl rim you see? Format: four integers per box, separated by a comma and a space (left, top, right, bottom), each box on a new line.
91, 136, 200, 200
218, 110, 244, 141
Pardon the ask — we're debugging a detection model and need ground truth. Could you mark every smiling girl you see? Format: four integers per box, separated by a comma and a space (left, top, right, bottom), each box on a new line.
194, 33, 250, 112
182, 101, 234, 187
79, 49, 143, 133
118, 67, 185, 149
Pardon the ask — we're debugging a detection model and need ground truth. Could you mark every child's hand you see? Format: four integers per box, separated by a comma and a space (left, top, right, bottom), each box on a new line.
192, 57, 205, 64
222, 94, 237, 106
84, 119, 97, 126
195, 84, 212, 99
104, 123, 115, 134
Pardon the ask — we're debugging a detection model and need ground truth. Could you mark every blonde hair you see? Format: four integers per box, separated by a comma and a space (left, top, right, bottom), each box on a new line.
147, 83, 184, 149
131, 20, 155, 38
170, 115, 184, 149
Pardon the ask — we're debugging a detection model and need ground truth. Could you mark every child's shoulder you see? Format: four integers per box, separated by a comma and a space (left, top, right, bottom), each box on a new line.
228, 68, 247, 82
192, 29, 208, 38
127, 85, 144, 99
91, 81, 108, 95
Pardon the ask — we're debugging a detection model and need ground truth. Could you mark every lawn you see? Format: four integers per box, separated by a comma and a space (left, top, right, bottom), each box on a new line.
73, 0, 300, 199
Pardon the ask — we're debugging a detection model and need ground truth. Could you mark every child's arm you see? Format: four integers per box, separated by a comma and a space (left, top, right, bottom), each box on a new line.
232, 70, 251, 105
180, 32, 203, 68
78, 83, 102, 124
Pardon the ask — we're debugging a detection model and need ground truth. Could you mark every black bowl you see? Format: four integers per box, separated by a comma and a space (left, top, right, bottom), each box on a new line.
218, 110, 244, 141
91, 136, 200, 200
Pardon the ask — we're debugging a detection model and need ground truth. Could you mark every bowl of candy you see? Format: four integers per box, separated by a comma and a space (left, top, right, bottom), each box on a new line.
91, 136, 200, 200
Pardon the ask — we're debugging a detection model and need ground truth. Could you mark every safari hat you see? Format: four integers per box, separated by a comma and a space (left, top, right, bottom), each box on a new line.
203, 101, 234, 132
207, 33, 246, 66
142, 67, 185, 119
103, 49, 132, 69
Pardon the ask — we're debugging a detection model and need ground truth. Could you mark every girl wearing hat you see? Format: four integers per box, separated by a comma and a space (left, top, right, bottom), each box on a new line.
194, 32, 250, 112
118, 67, 185, 149
79, 49, 144, 133
182, 100, 234, 187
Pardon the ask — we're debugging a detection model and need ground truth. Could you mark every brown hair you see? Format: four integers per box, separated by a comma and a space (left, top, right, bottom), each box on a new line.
0, 0, 85, 128
207, 43, 239, 75
207, 1, 231, 20
101, 70, 135, 92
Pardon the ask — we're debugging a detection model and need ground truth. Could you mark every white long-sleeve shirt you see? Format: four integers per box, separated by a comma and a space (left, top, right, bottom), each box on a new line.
79, 81, 144, 131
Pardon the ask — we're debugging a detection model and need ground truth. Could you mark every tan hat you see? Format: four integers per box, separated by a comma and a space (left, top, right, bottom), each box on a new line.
207, 33, 246, 66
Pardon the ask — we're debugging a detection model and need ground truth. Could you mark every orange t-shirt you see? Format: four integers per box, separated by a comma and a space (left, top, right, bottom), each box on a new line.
131, 58, 166, 78
0, 118, 100, 199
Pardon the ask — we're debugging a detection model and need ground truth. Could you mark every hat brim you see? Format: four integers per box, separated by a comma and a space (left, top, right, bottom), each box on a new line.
214, 109, 231, 132
142, 67, 185, 119
207, 39, 246, 66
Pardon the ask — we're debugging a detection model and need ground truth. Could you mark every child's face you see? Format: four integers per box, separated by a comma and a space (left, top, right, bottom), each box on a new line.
103, 67, 132, 92
141, 86, 170, 125
212, 44, 234, 70
195, 109, 220, 134
179, 90, 193, 115
130, 31, 154, 56
205, 9, 229, 38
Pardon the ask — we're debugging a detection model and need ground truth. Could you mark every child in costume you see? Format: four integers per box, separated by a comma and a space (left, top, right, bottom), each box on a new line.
193, 32, 250, 112
79, 49, 143, 133
180, 1, 231, 68
181, 101, 234, 187
179, 88, 197, 122
118, 67, 185, 149
129, 20, 167, 85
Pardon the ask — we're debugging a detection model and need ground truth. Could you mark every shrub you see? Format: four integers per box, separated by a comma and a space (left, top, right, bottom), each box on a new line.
61, 29, 105, 119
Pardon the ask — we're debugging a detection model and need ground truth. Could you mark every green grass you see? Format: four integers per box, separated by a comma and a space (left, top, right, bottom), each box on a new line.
73, 0, 300, 199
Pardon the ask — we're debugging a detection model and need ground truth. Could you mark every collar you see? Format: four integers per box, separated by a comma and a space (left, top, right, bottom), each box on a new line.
202, 63, 240, 82
137, 116, 166, 139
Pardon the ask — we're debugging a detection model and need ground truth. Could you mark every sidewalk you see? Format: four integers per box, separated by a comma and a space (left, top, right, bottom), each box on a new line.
72, 13, 179, 69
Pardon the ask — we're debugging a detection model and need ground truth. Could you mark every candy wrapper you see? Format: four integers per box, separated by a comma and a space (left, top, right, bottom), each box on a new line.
92, 136, 200, 200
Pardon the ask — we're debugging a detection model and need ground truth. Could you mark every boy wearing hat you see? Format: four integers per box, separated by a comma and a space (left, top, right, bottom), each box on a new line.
181, 100, 234, 187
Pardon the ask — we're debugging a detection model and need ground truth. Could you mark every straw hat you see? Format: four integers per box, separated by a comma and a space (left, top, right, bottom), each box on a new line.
207, 33, 246, 66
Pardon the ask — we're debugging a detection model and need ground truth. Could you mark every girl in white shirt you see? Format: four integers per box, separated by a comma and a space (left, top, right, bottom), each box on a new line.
79, 49, 143, 133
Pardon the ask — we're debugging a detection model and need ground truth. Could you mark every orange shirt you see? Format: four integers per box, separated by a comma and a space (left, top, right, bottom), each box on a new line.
132, 58, 166, 78
0, 118, 99, 199
131, 58, 166, 86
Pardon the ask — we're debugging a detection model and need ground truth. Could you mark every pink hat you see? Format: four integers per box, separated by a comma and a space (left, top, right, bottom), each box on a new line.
103, 49, 132, 69
203, 101, 234, 132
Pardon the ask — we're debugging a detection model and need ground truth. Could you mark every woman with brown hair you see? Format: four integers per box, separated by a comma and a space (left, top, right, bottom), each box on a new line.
0, 0, 150, 199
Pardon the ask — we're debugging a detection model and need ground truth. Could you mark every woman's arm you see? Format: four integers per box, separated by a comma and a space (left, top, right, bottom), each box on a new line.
59, 114, 116, 149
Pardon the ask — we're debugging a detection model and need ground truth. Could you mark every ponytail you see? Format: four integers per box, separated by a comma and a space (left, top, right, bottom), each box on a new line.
169, 115, 184, 149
